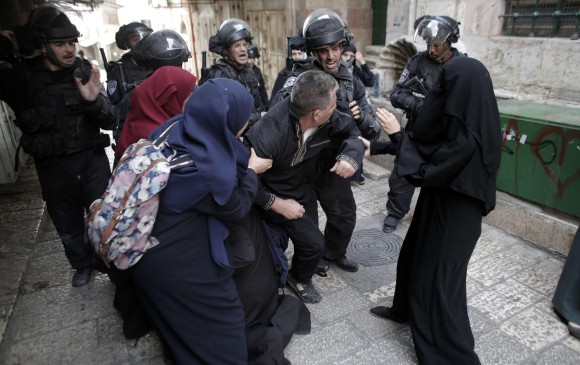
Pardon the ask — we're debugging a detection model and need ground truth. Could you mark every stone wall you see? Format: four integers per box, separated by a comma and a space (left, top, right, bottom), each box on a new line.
371, 0, 580, 107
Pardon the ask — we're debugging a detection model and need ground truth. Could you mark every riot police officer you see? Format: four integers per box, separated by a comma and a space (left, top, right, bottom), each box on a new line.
272, 9, 380, 275
106, 22, 153, 105
202, 18, 266, 128
106, 22, 153, 145
5, 2, 116, 287
383, 15, 465, 233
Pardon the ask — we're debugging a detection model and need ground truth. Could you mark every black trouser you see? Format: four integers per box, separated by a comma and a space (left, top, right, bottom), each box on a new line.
35, 149, 111, 269
386, 161, 416, 220
314, 151, 357, 260
261, 193, 323, 283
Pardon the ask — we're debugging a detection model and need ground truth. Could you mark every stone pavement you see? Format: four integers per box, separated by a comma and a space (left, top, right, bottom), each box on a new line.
0, 159, 579, 365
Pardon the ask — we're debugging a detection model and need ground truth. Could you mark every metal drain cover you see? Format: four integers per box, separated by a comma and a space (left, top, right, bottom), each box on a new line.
347, 228, 403, 266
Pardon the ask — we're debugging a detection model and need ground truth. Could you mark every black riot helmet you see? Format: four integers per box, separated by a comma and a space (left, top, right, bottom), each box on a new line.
247, 44, 260, 59
115, 22, 153, 51
414, 15, 461, 45
302, 9, 352, 52
217, 18, 253, 47
133, 29, 191, 70
27, 2, 81, 43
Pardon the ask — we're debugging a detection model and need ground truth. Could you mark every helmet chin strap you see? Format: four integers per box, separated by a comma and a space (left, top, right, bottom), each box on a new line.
44, 44, 75, 69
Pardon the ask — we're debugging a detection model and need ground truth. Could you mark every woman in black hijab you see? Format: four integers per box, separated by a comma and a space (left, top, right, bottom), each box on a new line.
130, 79, 272, 364
371, 57, 501, 364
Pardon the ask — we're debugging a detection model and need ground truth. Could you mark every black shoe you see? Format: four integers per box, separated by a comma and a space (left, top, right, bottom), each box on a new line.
382, 215, 399, 233
325, 256, 359, 272
287, 274, 322, 304
72, 267, 93, 287
369, 306, 408, 324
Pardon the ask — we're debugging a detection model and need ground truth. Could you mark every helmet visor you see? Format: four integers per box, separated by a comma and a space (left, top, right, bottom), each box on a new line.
413, 18, 452, 45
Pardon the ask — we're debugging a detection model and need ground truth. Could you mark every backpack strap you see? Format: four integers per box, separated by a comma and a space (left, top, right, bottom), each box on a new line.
152, 121, 194, 170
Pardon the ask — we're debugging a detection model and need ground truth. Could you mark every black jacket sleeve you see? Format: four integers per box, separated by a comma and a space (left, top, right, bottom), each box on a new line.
389, 55, 425, 117
355, 63, 375, 87
352, 76, 380, 140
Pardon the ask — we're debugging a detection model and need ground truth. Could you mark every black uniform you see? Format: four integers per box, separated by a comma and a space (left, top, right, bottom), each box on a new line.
250, 64, 269, 110
246, 97, 364, 283
272, 59, 380, 261
106, 52, 151, 143
352, 62, 375, 88
1, 56, 116, 270
106, 52, 151, 105
386, 49, 464, 221
204, 59, 266, 128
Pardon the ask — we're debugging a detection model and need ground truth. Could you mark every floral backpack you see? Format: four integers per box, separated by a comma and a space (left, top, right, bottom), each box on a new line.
85, 122, 192, 270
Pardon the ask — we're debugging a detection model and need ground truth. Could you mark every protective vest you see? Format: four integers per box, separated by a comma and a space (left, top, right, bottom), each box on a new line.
18, 59, 109, 158
205, 60, 266, 113
106, 53, 151, 105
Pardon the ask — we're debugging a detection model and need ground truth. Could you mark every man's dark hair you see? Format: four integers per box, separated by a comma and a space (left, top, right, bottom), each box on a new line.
290, 70, 338, 116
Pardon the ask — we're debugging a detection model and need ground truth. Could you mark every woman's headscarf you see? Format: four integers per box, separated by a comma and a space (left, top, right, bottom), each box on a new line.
115, 66, 197, 158
412, 57, 501, 175
150, 78, 254, 267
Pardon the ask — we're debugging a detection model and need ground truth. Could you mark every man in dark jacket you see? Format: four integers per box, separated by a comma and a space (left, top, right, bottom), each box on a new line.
383, 15, 465, 233
245, 70, 364, 304
5, 3, 116, 287
271, 9, 380, 274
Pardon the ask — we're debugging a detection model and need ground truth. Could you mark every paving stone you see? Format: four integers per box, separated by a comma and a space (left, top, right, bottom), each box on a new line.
466, 275, 486, 298
21, 251, 74, 292
470, 227, 517, 263
512, 256, 564, 296
500, 304, 569, 351
0, 199, 45, 212
34, 238, 65, 255
468, 279, 544, 324
1, 220, 41, 245
7, 282, 104, 342
475, 329, 534, 365
97, 312, 125, 344
530, 344, 580, 364
364, 281, 397, 304
333, 336, 417, 365
339, 263, 396, 293
468, 307, 496, 336
0, 320, 125, 365
126, 331, 164, 363
349, 307, 406, 341
562, 335, 580, 353
307, 288, 369, 324
285, 320, 368, 365
468, 244, 549, 287
312, 267, 350, 296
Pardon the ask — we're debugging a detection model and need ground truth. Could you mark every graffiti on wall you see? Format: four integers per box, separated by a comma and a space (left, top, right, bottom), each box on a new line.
501, 118, 580, 199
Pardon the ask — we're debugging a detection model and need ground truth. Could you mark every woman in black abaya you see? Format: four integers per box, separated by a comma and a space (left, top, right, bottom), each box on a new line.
371, 57, 501, 364
130, 79, 272, 364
